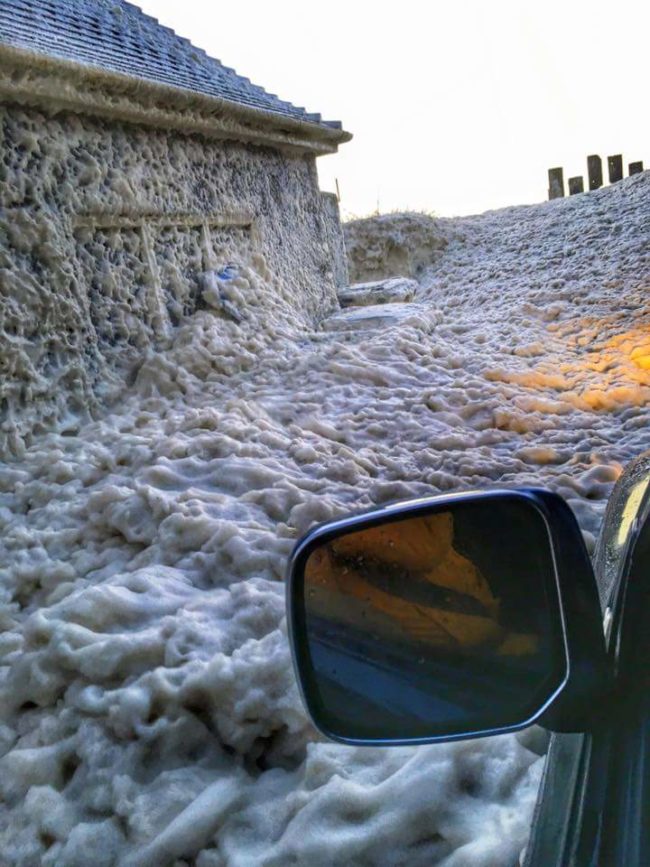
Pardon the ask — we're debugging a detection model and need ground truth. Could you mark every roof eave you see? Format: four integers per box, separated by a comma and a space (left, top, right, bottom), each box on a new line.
0, 44, 352, 155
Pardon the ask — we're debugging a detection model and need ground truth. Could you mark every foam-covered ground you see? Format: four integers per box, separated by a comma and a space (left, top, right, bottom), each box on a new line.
1, 173, 649, 866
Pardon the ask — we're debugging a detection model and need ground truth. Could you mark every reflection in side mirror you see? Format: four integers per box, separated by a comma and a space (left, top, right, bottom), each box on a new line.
287, 491, 570, 745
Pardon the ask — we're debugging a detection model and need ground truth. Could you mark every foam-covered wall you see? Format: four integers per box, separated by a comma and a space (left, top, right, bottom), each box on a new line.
0, 104, 343, 456
319, 193, 348, 289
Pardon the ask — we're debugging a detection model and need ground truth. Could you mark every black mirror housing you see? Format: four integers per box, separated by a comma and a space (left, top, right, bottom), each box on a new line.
286, 489, 608, 746
531, 490, 610, 732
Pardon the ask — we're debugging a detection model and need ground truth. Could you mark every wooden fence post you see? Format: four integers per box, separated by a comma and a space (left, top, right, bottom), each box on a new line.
629, 161, 644, 175
608, 155, 623, 183
548, 167, 564, 199
568, 176, 584, 195
587, 155, 603, 190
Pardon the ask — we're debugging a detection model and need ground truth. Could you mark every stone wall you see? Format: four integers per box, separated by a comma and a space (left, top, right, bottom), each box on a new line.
0, 103, 344, 455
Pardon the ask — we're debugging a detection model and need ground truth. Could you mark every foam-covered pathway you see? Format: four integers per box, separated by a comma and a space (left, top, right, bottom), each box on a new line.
0, 173, 648, 866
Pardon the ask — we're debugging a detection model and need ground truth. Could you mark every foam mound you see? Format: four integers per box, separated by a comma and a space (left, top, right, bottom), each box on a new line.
1, 172, 649, 865
344, 212, 453, 283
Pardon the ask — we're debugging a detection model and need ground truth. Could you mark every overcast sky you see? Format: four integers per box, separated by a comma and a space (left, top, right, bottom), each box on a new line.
137, 0, 648, 218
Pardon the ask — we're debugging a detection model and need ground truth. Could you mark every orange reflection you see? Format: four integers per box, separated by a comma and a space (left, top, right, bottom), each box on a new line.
630, 344, 650, 370
485, 317, 650, 414
305, 513, 537, 655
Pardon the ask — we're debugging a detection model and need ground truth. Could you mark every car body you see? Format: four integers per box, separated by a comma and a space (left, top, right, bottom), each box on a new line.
287, 452, 650, 867
523, 451, 650, 867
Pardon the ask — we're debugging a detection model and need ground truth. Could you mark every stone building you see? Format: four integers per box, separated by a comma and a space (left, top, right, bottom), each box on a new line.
0, 0, 350, 454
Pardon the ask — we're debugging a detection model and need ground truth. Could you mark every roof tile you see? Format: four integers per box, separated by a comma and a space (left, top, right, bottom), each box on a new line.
0, 0, 343, 130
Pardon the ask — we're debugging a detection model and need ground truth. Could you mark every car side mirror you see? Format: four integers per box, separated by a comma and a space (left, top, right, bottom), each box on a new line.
287, 489, 608, 745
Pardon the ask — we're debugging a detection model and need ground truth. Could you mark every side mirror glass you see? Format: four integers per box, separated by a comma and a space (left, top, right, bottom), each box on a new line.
287, 491, 570, 745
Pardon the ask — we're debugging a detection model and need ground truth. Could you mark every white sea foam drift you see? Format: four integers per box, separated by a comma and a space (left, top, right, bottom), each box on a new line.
1, 172, 649, 866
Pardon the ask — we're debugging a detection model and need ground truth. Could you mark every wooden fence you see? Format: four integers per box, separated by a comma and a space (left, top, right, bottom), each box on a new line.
548, 154, 644, 200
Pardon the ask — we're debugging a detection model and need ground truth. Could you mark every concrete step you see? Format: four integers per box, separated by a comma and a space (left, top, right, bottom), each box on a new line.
322, 302, 440, 332
337, 277, 418, 308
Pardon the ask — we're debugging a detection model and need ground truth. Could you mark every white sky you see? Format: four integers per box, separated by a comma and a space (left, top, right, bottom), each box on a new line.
137, 0, 648, 218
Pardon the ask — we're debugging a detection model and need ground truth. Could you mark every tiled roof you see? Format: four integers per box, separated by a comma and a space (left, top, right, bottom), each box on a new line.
0, 0, 343, 131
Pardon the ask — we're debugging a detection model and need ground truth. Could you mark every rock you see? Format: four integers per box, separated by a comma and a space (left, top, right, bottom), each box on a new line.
337, 277, 418, 308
